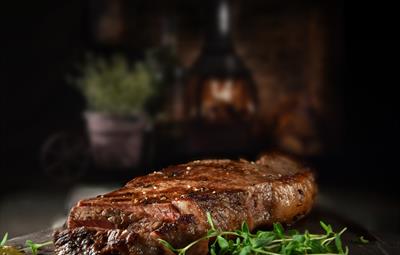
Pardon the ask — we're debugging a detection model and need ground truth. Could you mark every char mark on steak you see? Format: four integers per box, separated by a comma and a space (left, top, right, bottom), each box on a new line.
54, 153, 317, 255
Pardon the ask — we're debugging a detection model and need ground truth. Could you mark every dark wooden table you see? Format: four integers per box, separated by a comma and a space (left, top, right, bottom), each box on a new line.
7, 207, 399, 255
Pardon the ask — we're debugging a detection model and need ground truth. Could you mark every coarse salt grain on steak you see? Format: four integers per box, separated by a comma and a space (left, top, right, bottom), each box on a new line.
54, 153, 317, 255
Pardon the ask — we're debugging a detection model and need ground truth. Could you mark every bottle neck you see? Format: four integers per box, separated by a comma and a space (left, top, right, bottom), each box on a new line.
202, 0, 234, 55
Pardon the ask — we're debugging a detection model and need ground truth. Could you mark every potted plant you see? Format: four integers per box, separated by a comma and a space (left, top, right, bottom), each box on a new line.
73, 54, 156, 169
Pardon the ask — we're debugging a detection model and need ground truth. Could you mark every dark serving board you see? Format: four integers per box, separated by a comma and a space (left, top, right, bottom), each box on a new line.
7, 207, 399, 255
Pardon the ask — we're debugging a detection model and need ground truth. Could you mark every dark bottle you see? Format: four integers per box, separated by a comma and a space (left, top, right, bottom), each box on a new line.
184, 0, 258, 124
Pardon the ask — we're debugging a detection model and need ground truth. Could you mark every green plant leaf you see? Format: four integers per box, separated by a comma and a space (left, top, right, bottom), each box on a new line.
206, 212, 216, 231
320, 221, 333, 234
0, 232, 8, 247
239, 245, 251, 255
217, 236, 229, 250
241, 222, 250, 234
26, 240, 39, 255
158, 239, 177, 252
335, 235, 344, 254
25, 240, 52, 255
359, 236, 369, 244
254, 232, 274, 248
293, 234, 305, 243
73, 54, 157, 115
210, 244, 217, 255
159, 212, 350, 255
273, 222, 284, 238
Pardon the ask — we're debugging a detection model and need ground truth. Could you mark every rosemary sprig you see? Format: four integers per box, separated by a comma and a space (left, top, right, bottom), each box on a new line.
159, 212, 349, 255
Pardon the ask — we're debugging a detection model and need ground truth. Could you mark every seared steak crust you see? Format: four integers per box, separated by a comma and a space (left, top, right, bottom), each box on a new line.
54, 154, 317, 255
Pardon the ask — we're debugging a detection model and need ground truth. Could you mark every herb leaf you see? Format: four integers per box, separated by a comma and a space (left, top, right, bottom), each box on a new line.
25, 240, 53, 255
158, 239, 177, 252
217, 236, 229, 250
359, 236, 369, 244
159, 213, 352, 255
207, 212, 216, 231
273, 222, 284, 238
335, 235, 344, 253
0, 233, 8, 247
320, 221, 333, 234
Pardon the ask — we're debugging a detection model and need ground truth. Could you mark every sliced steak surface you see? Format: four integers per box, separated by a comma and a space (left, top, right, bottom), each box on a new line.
54, 154, 317, 255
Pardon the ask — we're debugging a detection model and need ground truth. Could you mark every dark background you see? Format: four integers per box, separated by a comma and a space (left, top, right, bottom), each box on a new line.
1, 0, 399, 235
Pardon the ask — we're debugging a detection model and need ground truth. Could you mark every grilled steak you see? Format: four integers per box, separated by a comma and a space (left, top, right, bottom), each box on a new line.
54, 153, 317, 255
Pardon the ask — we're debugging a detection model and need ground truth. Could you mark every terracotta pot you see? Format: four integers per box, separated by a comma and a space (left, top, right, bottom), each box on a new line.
85, 112, 148, 169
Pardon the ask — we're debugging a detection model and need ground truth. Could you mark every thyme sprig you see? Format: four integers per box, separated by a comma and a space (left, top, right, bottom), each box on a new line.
159, 212, 349, 255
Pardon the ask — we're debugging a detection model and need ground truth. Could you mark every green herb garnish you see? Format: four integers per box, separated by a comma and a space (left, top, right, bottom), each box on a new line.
0, 233, 52, 255
159, 212, 349, 255
1, 233, 53, 255
359, 236, 369, 244
25, 240, 53, 255
0, 233, 8, 247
